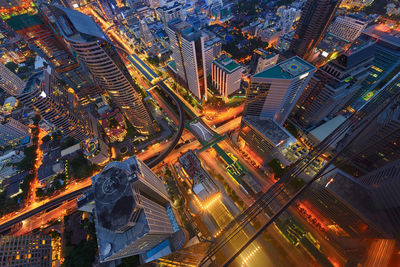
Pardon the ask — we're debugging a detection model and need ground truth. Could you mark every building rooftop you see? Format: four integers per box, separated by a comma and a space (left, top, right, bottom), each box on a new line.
91, 156, 175, 262
38, 149, 62, 181
51, 5, 106, 42
255, 48, 276, 59
309, 115, 346, 143
253, 56, 315, 80
214, 55, 241, 73
6, 14, 41, 32
363, 24, 400, 48
178, 151, 218, 201
21, 71, 44, 95
243, 116, 290, 146
168, 18, 201, 41
167, 60, 177, 72
93, 164, 134, 232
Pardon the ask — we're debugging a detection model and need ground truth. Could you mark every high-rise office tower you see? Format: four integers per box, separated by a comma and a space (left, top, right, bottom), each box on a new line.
211, 55, 242, 101
328, 14, 368, 43
15, 68, 92, 141
5, 7, 97, 96
293, 40, 375, 128
139, 19, 153, 45
0, 115, 30, 147
357, 159, 400, 239
244, 56, 315, 125
343, 96, 400, 172
0, 235, 52, 267
167, 19, 207, 101
82, 156, 175, 262
0, 63, 25, 95
278, 7, 300, 34
347, 24, 400, 111
289, 0, 341, 60
50, 6, 154, 135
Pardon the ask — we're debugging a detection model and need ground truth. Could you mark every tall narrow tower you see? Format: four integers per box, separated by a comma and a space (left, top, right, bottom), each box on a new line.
50, 6, 154, 135
16, 69, 92, 141
289, 0, 341, 60
244, 56, 315, 125
167, 19, 207, 101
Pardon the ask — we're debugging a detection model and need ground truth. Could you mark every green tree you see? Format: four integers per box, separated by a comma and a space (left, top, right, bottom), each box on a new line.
118, 255, 140, 267
5, 62, 18, 73
32, 114, 41, 126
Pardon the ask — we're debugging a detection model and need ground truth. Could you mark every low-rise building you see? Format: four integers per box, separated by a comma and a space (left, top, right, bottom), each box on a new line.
238, 116, 295, 164
254, 49, 279, 73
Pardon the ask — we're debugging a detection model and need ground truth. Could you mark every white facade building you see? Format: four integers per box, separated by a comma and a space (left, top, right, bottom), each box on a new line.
244, 56, 315, 125
212, 55, 242, 101
328, 15, 368, 42
254, 49, 279, 73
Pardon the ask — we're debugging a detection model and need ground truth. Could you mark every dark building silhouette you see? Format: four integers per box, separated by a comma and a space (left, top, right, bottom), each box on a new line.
289, 0, 341, 60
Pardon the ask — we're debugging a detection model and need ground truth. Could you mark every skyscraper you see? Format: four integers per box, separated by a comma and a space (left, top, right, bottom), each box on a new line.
5, 8, 97, 96
244, 56, 315, 125
0, 115, 30, 147
0, 235, 52, 267
211, 55, 242, 101
0, 63, 25, 95
293, 40, 375, 128
289, 0, 341, 60
358, 159, 400, 239
343, 96, 400, 172
50, 6, 154, 135
167, 19, 207, 101
16, 68, 92, 141
84, 156, 176, 262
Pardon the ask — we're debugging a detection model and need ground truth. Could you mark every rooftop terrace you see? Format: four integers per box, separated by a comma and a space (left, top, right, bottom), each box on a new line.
253, 56, 314, 80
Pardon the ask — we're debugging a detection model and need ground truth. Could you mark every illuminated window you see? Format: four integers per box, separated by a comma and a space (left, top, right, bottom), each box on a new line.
371, 66, 383, 72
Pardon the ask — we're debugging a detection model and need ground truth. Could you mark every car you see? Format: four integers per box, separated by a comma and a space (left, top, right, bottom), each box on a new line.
295, 152, 302, 157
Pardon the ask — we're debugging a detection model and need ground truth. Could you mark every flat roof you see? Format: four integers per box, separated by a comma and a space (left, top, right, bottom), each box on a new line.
243, 116, 290, 146
253, 56, 315, 80
178, 151, 218, 201
52, 5, 105, 42
6, 14, 42, 32
363, 24, 400, 48
167, 60, 177, 72
309, 115, 346, 143
214, 55, 241, 73
128, 54, 159, 82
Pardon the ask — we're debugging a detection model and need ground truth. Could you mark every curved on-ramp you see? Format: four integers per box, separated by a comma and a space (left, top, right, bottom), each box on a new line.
146, 81, 185, 168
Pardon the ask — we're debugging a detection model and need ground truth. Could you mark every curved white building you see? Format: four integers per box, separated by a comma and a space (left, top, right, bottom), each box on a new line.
50, 6, 154, 135
17, 69, 91, 141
